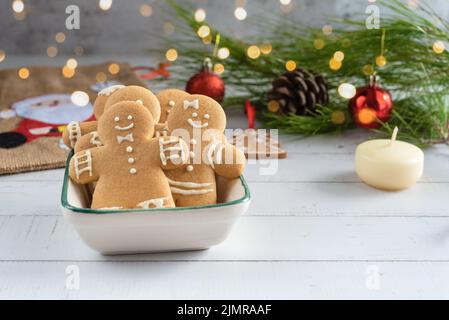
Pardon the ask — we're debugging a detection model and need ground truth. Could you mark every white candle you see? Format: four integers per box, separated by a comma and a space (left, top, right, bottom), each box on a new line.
355, 127, 424, 190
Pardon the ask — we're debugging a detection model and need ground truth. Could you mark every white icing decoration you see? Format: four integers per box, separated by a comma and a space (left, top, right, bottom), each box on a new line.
192, 112, 198, 117
205, 139, 224, 169
98, 85, 125, 96
117, 133, 134, 144
114, 117, 120, 122
187, 119, 209, 128
130, 168, 137, 174
191, 139, 197, 145
204, 114, 210, 119
90, 132, 102, 147
167, 178, 212, 188
136, 100, 143, 104
68, 121, 81, 148
126, 146, 133, 153
137, 197, 168, 209
159, 138, 187, 165
115, 123, 134, 131
128, 115, 133, 120
159, 138, 167, 166
168, 100, 175, 107
170, 187, 213, 195
186, 165, 194, 172
183, 99, 199, 110
190, 151, 195, 158
128, 157, 135, 164
74, 150, 93, 179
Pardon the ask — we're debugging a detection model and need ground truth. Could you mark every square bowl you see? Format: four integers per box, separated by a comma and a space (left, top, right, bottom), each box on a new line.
61, 153, 251, 255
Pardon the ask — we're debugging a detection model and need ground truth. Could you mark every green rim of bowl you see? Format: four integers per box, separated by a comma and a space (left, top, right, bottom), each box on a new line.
61, 151, 251, 214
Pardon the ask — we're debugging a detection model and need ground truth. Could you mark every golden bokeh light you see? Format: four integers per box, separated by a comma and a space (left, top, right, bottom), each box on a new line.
331, 110, 346, 125
267, 100, 280, 113
197, 25, 211, 38
362, 64, 375, 76
0, 50, 5, 63
71, 91, 90, 106
62, 66, 76, 78
217, 47, 230, 60
358, 108, 377, 125
322, 24, 333, 35
247, 45, 261, 59
194, 8, 206, 22
260, 43, 272, 55
333, 51, 345, 62
55, 32, 66, 43
18, 67, 30, 80
329, 58, 342, 71
202, 34, 212, 44
285, 60, 297, 71
47, 46, 58, 58
96, 72, 107, 82
108, 63, 120, 74
139, 4, 152, 17
165, 48, 178, 62
375, 55, 387, 67
433, 41, 445, 54
213, 63, 225, 74
314, 39, 325, 50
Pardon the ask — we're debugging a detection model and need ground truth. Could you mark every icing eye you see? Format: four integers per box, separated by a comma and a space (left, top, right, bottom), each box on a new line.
204, 114, 210, 119
169, 101, 175, 107
114, 117, 120, 122
128, 115, 133, 120
192, 112, 198, 117
136, 100, 143, 104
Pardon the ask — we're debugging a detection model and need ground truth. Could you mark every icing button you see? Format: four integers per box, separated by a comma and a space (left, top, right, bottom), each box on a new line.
126, 146, 133, 153
190, 139, 197, 145
168, 100, 175, 107
130, 168, 137, 174
128, 158, 135, 164
186, 165, 194, 172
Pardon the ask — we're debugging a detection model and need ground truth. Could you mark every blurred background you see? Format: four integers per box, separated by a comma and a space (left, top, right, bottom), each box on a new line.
1, 0, 448, 58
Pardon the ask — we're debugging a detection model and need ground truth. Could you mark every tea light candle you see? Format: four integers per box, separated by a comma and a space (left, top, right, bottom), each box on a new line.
355, 127, 424, 190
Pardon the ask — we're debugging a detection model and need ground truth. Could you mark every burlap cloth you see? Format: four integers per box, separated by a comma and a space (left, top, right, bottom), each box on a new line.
0, 62, 146, 175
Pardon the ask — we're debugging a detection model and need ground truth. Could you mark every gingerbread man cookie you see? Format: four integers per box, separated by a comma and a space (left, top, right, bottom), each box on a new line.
69, 101, 189, 209
166, 94, 246, 207
71, 85, 162, 153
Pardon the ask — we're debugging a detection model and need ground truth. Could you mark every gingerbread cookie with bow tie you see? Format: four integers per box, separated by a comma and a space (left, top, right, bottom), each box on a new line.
154, 89, 188, 137
165, 94, 246, 207
69, 100, 189, 209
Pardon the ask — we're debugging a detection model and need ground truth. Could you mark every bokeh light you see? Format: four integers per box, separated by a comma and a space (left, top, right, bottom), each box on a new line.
96, 72, 107, 82
285, 60, 297, 71
108, 63, 120, 74
213, 63, 225, 74
260, 43, 272, 55
333, 51, 345, 62
99, 0, 113, 11
433, 41, 445, 54
139, 4, 152, 17
166, 48, 178, 62
47, 46, 58, 58
247, 45, 261, 59
197, 25, 211, 38
338, 83, 356, 99
71, 91, 90, 106
0, 50, 5, 63
55, 32, 66, 43
12, 0, 24, 13
358, 108, 377, 125
194, 8, 206, 22
66, 58, 78, 69
375, 55, 387, 67
18, 67, 30, 79
267, 100, 280, 113
331, 110, 346, 125
217, 47, 230, 59
329, 58, 342, 71
322, 24, 333, 35
234, 7, 247, 20
62, 66, 76, 78
314, 39, 325, 50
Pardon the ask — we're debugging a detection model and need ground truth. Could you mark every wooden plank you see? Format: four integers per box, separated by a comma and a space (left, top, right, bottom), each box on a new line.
1, 180, 448, 217
1, 216, 449, 261
1, 261, 448, 299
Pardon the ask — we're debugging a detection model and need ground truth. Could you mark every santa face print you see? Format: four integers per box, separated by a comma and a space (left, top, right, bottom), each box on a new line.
12, 94, 93, 125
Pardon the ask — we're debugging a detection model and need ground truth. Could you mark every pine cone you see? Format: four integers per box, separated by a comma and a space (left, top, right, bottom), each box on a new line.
267, 68, 329, 116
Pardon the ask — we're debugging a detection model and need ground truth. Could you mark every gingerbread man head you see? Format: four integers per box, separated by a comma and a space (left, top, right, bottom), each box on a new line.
105, 85, 161, 123
93, 85, 125, 119
167, 94, 226, 137
156, 89, 189, 124
98, 101, 155, 146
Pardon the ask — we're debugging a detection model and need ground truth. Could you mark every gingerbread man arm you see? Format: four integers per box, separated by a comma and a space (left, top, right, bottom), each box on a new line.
74, 131, 103, 153
157, 136, 189, 170
209, 142, 246, 179
154, 122, 169, 138
69, 147, 102, 185
63, 121, 98, 149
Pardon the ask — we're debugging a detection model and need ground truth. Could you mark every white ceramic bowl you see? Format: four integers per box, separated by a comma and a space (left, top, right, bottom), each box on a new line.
61, 154, 251, 255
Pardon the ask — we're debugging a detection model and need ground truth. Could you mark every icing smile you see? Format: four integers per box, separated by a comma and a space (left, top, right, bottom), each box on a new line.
187, 119, 209, 128
115, 123, 135, 131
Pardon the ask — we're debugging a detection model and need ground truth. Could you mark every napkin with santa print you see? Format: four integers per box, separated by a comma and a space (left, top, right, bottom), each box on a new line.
0, 62, 146, 175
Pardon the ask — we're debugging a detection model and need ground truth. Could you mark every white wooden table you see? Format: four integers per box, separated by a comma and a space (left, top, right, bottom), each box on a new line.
1, 57, 449, 299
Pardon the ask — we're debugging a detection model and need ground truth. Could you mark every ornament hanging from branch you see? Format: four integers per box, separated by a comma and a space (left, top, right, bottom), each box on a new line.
349, 75, 393, 129
186, 57, 225, 102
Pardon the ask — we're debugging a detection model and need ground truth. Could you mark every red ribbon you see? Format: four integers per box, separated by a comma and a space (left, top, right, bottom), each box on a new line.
132, 63, 171, 80
245, 100, 256, 129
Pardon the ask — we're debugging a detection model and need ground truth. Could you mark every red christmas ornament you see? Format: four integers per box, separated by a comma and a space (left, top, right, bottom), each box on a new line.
349, 75, 393, 129
186, 58, 225, 102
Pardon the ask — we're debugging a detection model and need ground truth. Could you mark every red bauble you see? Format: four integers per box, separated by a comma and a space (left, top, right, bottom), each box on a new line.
349, 76, 393, 129
186, 58, 225, 102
